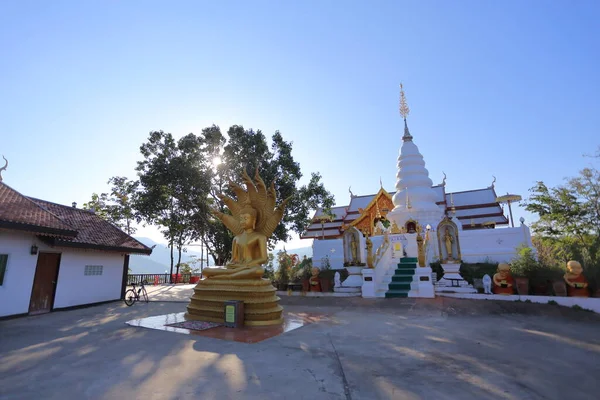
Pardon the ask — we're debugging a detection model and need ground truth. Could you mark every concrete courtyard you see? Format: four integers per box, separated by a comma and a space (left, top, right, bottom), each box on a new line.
1, 288, 599, 400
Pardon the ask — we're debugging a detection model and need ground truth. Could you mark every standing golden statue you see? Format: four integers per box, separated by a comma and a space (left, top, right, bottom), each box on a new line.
350, 234, 358, 264
444, 228, 454, 260
185, 168, 291, 326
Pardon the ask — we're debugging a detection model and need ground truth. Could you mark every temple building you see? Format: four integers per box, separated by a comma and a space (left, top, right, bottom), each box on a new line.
301, 183, 509, 241
302, 85, 532, 275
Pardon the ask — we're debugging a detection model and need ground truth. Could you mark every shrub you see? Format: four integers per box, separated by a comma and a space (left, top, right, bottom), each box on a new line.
460, 262, 499, 284
430, 260, 498, 284
511, 244, 566, 283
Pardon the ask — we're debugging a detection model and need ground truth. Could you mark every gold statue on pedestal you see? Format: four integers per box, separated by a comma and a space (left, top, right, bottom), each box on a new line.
185, 168, 291, 326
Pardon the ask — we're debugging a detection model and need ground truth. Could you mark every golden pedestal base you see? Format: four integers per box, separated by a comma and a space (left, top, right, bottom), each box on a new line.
184, 278, 283, 326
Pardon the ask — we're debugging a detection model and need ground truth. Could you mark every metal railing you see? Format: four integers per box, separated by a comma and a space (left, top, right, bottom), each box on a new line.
127, 273, 201, 285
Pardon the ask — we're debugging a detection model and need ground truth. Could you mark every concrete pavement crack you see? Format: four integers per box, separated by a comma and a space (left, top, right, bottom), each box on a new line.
327, 333, 352, 400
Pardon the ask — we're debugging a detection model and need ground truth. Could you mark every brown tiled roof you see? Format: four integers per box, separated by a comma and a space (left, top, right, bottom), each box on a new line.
28, 198, 152, 255
0, 182, 77, 237
0, 182, 151, 255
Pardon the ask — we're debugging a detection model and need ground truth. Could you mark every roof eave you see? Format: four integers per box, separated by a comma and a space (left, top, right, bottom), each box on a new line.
49, 238, 153, 255
0, 220, 78, 238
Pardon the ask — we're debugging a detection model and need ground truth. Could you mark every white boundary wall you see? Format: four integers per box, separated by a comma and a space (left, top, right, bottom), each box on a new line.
438, 293, 600, 313
459, 225, 533, 263
312, 238, 344, 269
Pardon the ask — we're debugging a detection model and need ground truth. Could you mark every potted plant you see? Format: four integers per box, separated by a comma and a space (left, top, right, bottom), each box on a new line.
585, 265, 600, 297
319, 255, 334, 292
552, 279, 568, 297
297, 257, 312, 292
510, 245, 549, 295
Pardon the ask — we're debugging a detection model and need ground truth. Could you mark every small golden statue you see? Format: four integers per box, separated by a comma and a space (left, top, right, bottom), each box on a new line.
350, 234, 358, 264
185, 168, 290, 326
563, 260, 589, 297
417, 233, 425, 267
444, 228, 454, 260
366, 234, 374, 268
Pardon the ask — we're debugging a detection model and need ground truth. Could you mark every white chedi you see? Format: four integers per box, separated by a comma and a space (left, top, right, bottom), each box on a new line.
387, 120, 444, 230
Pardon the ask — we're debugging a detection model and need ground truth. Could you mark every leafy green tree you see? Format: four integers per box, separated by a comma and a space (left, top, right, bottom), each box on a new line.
83, 193, 110, 220
105, 176, 139, 235
525, 146, 600, 287
83, 177, 138, 234
135, 131, 211, 280
197, 125, 335, 265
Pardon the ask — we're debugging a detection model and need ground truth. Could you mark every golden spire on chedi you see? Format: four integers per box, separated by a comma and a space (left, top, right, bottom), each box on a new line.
399, 83, 410, 120
185, 167, 291, 326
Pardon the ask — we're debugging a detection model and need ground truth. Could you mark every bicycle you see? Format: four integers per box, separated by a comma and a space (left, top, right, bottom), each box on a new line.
124, 281, 149, 306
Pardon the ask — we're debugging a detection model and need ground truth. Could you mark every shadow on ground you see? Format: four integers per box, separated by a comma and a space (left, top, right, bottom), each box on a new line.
1, 297, 599, 400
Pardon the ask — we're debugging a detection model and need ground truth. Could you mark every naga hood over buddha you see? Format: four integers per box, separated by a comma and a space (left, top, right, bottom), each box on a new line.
203, 168, 291, 280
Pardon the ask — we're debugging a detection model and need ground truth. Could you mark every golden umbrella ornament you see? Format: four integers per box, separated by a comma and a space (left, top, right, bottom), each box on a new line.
495, 193, 522, 227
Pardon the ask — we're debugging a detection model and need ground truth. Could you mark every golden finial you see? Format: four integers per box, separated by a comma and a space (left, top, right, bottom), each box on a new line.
379, 177, 383, 189
399, 83, 410, 120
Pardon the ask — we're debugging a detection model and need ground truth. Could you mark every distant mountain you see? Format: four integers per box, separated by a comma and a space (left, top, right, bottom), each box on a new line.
129, 237, 313, 274
128, 255, 169, 275
272, 246, 313, 269
130, 237, 214, 274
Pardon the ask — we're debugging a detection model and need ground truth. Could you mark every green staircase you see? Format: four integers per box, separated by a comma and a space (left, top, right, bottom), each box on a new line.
385, 257, 417, 298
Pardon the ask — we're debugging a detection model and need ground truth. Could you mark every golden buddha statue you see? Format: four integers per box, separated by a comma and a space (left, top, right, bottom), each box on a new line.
185, 168, 291, 326
563, 260, 589, 297
202, 202, 268, 280
492, 263, 514, 295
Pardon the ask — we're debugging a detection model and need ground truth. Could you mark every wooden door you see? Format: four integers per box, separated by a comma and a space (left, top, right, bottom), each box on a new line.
29, 252, 61, 315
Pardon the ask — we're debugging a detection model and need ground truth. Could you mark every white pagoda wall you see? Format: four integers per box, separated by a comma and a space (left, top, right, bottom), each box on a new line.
312, 238, 344, 270
458, 225, 532, 264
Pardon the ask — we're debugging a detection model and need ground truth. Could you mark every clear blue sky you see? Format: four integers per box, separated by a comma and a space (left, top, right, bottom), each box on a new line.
1, 1, 599, 249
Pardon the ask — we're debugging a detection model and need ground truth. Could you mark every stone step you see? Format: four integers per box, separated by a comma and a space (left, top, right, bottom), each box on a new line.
388, 282, 411, 291
385, 290, 409, 298
391, 275, 413, 282
400, 257, 418, 264
397, 263, 417, 269
395, 269, 415, 275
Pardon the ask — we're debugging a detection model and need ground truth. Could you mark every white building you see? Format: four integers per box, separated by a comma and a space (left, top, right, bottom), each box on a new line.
0, 181, 152, 318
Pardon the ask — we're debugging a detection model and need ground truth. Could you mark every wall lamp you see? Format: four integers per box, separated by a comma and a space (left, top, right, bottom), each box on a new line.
30, 245, 38, 255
